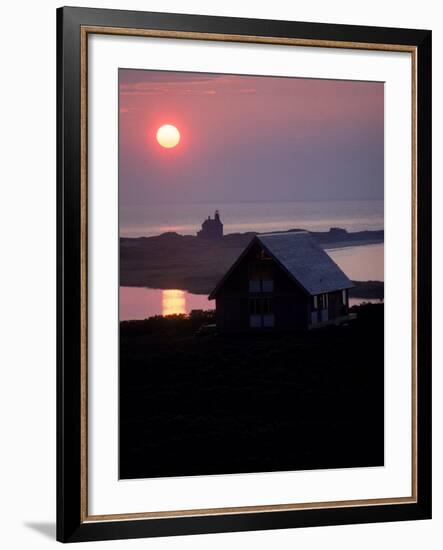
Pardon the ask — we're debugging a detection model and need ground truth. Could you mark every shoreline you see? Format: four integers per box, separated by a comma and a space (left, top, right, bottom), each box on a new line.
120, 228, 384, 298
323, 239, 383, 251
120, 279, 384, 300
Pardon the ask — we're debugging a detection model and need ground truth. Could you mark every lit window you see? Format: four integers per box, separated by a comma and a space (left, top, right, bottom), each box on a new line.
319, 294, 328, 309
249, 297, 274, 328
314, 294, 328, 310
262, 280, 274, 292
248, 257, 274, 293
263, 314, 275, 327
249, 280, 261, 293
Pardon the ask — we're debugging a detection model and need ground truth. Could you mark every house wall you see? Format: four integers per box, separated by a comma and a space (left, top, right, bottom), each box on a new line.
328, 289, 348, 319
272, 264, 310, 330
214, 243, 310, 331
215, 296, 249, 331
309, 289, 349, 327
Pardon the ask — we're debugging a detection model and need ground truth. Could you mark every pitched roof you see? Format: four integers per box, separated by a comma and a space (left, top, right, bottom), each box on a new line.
209, 231, 353, 299
256, 232, 353, 295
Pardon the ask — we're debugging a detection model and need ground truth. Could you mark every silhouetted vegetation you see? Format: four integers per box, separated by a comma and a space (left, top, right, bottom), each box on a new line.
349, 280, 384, 299
120, 304, 384, 479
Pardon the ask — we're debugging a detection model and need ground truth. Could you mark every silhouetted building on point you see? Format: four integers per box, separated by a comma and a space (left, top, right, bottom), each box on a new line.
197, 210, 223, 239
209, 231, 354, 332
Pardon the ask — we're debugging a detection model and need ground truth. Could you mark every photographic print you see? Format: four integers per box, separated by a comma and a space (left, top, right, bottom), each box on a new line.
57, 9, 432, 541
118, 69, 385, 480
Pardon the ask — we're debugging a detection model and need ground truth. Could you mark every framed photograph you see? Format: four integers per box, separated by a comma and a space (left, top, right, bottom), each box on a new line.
57, 6, 432, 543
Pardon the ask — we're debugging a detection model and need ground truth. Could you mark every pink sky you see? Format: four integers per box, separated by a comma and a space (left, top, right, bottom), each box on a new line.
119, 69, 383, 208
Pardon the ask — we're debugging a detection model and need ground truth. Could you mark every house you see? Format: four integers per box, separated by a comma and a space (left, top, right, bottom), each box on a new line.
208, 231, 353, 331
197, 210, 223, 239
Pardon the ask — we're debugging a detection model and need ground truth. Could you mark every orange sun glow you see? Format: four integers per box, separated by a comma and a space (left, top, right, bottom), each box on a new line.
162, 289, 186, 316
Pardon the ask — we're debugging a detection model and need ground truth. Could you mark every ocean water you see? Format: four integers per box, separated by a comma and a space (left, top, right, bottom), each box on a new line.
120, 200, 384, 320
327, 243, 384, 281
120, 243, 384, 320
120, 200, 383, 237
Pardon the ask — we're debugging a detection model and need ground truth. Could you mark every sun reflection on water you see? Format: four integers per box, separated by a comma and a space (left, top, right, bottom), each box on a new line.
162, 289, 186, 316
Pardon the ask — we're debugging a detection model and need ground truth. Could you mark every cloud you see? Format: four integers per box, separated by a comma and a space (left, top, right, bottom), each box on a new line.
119, 107, 138, 114
119, 70, 256, 97
119, 70, 224, 86
177, 89, 217, 96
119, 83, 171, 96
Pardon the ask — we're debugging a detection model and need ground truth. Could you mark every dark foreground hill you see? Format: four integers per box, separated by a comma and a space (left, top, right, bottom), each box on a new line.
120, 228, 384, 298
120, 303, 384, 479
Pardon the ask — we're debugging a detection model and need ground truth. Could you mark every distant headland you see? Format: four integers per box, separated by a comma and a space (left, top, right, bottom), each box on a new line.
120, 225, 384, 299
